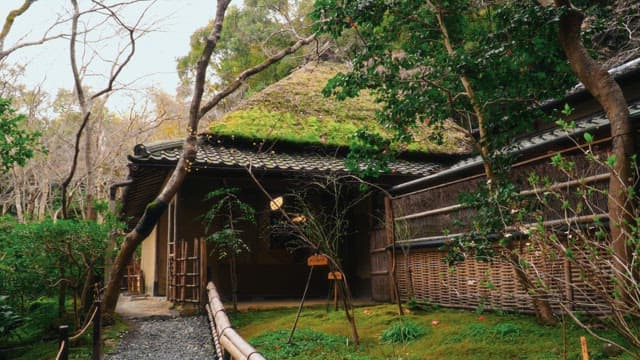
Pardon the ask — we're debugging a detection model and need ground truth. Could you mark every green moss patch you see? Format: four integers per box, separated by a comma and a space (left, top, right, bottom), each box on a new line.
209, 62, 470, 154
231, 304, 635, 360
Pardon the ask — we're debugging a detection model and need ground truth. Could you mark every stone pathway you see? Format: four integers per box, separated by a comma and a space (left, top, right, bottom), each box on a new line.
105, 316, 215, 360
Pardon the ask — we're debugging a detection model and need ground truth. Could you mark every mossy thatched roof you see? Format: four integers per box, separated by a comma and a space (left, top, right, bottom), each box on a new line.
208, 62, 470, 154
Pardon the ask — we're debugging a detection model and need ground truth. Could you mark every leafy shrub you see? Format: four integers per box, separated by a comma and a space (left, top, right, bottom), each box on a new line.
493, 322, 521, 340
380, 319, 427, 343
466, 323, 492, 338
447, 322, 522, 344
0, 295, 25, 340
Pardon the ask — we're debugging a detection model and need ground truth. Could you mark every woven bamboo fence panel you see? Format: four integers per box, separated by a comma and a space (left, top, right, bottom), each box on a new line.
395, 235, 620, 313
391, 143, 616, 313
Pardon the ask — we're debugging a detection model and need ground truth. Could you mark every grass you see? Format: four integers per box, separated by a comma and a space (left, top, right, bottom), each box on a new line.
0, 297, 129, 360
230, 304, 636, 360
209, 62, 470, 154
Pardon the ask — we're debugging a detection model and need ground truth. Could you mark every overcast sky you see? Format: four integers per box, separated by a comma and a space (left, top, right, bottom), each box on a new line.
1, 0, 238, 111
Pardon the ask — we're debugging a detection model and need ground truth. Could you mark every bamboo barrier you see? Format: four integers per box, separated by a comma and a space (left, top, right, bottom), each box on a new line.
56, 285, 102, 360
206, 282, 266, 360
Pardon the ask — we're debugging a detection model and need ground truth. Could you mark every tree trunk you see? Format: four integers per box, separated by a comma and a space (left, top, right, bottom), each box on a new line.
84, 118, 96, 220
554, 1, 636, 297
102, 0, 233, 316
431, 0, 555, 322
510, 252, 556, 325
101, 1, 315, 315
58, 263, 67, 317
230, 255, 238, 312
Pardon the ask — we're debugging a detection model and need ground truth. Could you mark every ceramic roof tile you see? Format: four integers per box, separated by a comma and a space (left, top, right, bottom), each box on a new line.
130, 137, 441, 177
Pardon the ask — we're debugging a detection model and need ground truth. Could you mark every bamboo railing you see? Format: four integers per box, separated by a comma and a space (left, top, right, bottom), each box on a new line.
206, 282, 266, 360
55, 292, 102, 360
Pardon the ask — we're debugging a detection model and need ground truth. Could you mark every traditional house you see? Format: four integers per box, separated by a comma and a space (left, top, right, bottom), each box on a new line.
119, 62, 468, 304
381, 59, 640, 312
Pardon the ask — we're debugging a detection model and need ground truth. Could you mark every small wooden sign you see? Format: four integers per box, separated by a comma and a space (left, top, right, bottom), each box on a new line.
328, 271, 343, 280
307, 254, 329, 267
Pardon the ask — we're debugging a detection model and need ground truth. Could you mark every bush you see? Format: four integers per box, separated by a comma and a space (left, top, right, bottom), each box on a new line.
380, 319, 427, 343
0, 295, 25, 340
493, 322, 521, 340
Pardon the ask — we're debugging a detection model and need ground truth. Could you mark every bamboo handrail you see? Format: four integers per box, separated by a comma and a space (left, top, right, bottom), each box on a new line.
68, 306, 98, 341
206, 282, 266, 360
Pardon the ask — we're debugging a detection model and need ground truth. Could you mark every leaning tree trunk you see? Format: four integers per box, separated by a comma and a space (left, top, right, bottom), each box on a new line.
554, 0, 636, 299
102, 0, 316, 315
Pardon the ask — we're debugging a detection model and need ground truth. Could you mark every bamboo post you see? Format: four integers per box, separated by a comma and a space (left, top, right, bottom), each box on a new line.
580, 336, 589, 360
563, 249, 573, 310
288, 266, 314, 343
59, 325, 69, 360
333, 279, 339, 311
385, 196, 403, 315
92, 299, 101, 360
206, 282, 266, 360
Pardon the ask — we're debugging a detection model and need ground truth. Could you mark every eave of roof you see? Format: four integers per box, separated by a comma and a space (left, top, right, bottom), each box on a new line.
129, 134, 445, 177
390, 98, 640, 194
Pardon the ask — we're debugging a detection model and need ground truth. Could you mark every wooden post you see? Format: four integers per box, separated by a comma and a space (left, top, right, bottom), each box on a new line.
384, 196, 395, 302
59, 325, 69, 360
580, 336, 589, 360
563, 255, 573, 310
385, 196, 403, 315
333, 280, 339, 311
200, 237, 207, 308
92, 300, 102, 360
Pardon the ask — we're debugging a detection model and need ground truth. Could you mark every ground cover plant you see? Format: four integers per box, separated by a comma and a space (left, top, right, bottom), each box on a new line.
231, 304, 635, 359
0, 297, 128, 360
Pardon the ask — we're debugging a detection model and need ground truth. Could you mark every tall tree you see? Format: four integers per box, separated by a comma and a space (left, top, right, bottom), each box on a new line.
102, 0, 316, 315
61, 0, 154, 220
176, 0, 313, 108
312, 0, 575, 324
551, 0, 637, 301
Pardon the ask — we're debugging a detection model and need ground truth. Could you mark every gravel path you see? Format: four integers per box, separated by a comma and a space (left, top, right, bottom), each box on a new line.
106, 316, 216, 360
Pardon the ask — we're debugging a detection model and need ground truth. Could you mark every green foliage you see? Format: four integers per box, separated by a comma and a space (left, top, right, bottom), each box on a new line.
177, 0, 310, 96
448, 322, 522, 343
312, 0, 574, 155
0, 295, 25, 340
0, 216, 117, 307
380, 319, 427, 344
445, 175, 522, 264
492, 322, 522, 341
345, 128, 393, 178
235, 304, 632, 359
249, 328, 368, 359
202, 187, 256, 259
0, 97, 43, 173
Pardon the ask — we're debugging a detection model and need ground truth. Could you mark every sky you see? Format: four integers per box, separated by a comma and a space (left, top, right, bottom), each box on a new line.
1, 0, 239, 111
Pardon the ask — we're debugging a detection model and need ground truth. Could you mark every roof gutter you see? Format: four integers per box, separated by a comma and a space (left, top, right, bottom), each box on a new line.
389, 129, 578, 194
391, 87, 640, 195
109, 180, 133, 201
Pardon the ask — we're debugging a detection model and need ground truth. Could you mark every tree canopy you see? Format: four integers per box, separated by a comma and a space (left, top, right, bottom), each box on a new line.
0, 97, 41, 173
313, 0, 576, 158
177, 0, 314, 100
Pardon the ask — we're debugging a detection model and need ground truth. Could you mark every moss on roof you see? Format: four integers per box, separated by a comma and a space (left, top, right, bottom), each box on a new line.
209, 62, 470, 154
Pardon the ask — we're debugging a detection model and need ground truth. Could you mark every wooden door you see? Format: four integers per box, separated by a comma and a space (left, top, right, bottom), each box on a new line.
168, 237, 205, 303
370, 228, 391, 301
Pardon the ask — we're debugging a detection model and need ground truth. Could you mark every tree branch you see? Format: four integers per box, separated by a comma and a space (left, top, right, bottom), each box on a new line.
198, 32, 316, 118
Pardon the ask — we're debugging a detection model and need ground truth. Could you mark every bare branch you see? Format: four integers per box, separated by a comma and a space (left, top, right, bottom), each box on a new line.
0, 0, 37, 49
199, 32, 316, 118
